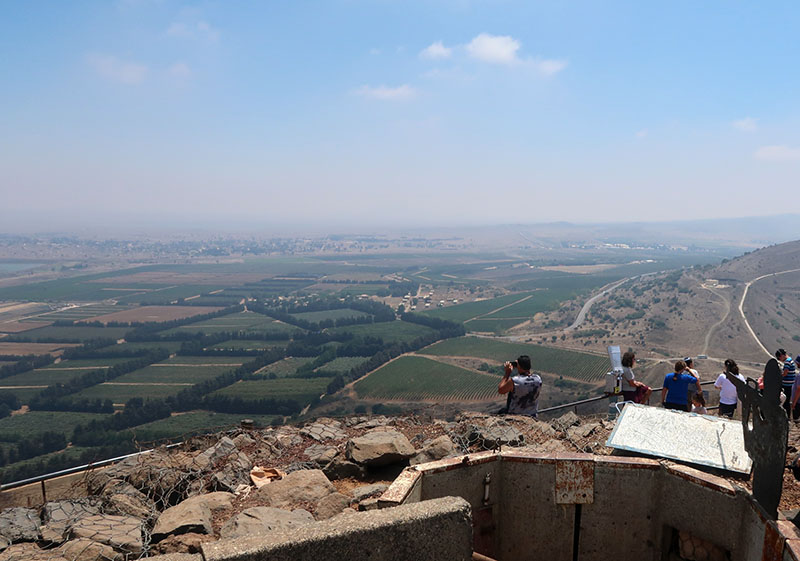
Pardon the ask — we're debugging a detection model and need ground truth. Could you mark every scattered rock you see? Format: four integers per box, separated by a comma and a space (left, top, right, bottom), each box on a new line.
314, 493, 350, 520
219, 507, 313, 539
357, 498, 381, 511
151, 500, 212, 543
70, 515, 142, 554
539, 440, 569, 453
303, 444, 338, 465
0, 508, 40, 543
179, 492, 235, 512
553, 411, 580, 431
322, 457, 366, 480
58, 538, 121, 561
106, 493, 152, 520
471, 422, 523, 448
212, 451, 252, 492
42, 500, 101, 533
0, 542, 58, 561
193, 437, 237, 470
567, 422, 600, 440
351, 417, 392, 430
345, 430, 415, 466
231, 434, 255, 448
256, 469, 335, 508
410, 435, 458, 465
300, 421, 347, 442
351, 484, 388, 503
153, 533, 214, 555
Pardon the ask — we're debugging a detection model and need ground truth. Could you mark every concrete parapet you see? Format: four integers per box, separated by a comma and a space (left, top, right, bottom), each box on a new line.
381, 450, 800, 561
201, 496, 473, 561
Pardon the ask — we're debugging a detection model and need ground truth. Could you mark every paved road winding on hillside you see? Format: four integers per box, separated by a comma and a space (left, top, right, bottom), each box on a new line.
738, 268, 800, 359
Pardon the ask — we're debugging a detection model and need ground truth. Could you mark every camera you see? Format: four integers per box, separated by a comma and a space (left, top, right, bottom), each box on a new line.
510, 360, 518, 368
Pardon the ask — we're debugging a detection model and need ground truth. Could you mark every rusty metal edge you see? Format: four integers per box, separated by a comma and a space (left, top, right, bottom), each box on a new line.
413, 451, 501, 475
379, 467, 421, 506
594, 455, 661, 469
663, 462, 737, 496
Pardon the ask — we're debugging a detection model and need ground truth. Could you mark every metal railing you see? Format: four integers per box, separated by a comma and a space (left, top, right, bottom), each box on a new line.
539, 380, 718, 415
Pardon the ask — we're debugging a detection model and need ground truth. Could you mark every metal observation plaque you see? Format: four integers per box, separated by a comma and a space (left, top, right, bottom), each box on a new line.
606, 403, 752, 474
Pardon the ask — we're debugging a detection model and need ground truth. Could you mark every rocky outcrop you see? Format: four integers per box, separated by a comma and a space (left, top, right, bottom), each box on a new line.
0, 508, 40, 543
59, 538, 122, 561
256, 469, 336, 508
151, 501, 213, 542
314, 493, 350, 520
69, 515, 143, 554
345, 430, 415, 466
219, 507, 313, 539
410, 435, 458, 465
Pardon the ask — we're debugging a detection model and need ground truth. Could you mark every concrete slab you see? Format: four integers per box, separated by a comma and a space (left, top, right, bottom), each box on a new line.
606, 403, 752, 474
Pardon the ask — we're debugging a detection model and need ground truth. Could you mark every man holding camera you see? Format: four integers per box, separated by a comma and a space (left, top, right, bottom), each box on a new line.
498, 355, 542, 417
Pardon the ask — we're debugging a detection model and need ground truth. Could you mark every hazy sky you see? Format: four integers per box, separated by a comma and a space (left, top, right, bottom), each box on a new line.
2, 1, 800, 231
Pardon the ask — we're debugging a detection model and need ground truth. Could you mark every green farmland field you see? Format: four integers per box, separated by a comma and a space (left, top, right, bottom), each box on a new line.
211, 340, 286, 351
354, 356, 497, 401
464, 318, 527, 334
483, 288, 578, 319
113, 364, 238, 384
0, 411, 108, 441
19, 325, 130, 342
160, 356, 244, 366
213, 377, 332, 403
74, 383, 190, 402
0, 388, 43, 404
290, 308, 371, 322
326, 321, 434, 344
45, 358, 131, 369
255, 357, 314, 377
419, 337, 608, 382
316, 356, 369, 374
166, 311, 300, 336
130, 411, 278, 442
29, 304, 131, 322
423, 293, 535, 323
1, 367, 105, 387
98, 341, 184, 353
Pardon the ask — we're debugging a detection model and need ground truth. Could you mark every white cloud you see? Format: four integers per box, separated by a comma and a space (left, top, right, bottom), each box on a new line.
369, 48, 381, 56
355, 84, 417, 101
168, 62, 191, 79
636, 129, 648, 138
166, 21, 219, 41
420, 41, 452, 60
754, 145, 800, 161
534, 58, 567, 76
463, 33, 566, 75
732, 117, 758, 132
87, 54, 148, 84
466, 33, 520, 64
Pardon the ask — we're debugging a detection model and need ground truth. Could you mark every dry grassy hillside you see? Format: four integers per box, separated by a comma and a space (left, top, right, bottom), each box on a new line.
533, 240, 800, 367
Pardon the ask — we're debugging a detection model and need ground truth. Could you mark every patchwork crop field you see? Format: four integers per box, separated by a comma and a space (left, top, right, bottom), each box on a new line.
290, 308, 371, 322
212, 377, 332, 404
326, 321, 434, 344
419, 337, 608, 382
353, 356, 497, 401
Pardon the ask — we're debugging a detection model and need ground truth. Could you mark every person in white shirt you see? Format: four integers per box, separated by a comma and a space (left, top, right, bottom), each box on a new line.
715, 359, 745, 418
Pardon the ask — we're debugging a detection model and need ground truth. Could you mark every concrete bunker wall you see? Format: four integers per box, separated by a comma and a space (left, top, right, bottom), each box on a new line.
381, 451, 800, 561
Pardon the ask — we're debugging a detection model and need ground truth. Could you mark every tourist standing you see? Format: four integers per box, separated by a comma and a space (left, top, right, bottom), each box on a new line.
776, 349, 800, 420
662, 360, 702, 412
715, 359, 745, 418
498, 355, 543, 417
620, 351, 652, 404
685, 357, 700, 380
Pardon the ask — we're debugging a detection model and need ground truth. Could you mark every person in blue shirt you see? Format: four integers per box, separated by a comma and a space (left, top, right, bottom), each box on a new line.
662, 360, 702, 412
777, 349, 800, 420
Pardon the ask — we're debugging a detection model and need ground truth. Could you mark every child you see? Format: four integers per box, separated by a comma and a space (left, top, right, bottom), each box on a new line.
691, 392, 707, 415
